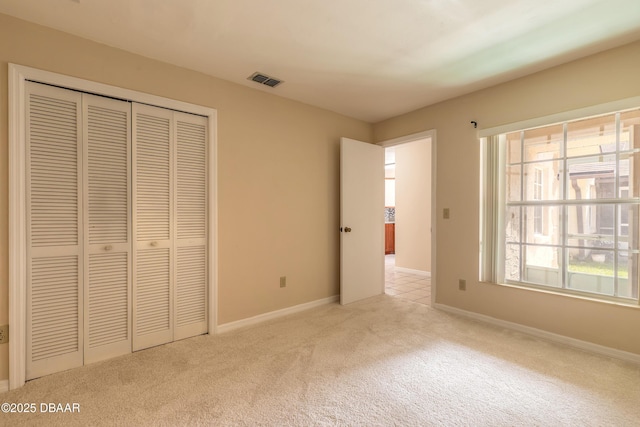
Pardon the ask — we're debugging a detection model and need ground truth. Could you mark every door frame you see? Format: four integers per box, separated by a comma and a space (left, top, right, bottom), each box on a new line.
8, 64, 218, 389
380, 129, 437, 305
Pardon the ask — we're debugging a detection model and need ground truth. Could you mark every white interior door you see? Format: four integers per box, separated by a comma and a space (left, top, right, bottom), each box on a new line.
340, 137, 385, 304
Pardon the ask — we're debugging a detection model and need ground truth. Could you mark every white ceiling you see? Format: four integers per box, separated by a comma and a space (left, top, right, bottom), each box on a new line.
2, 0, 640, 122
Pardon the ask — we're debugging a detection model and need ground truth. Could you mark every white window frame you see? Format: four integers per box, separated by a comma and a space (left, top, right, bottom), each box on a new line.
8, 64, 219, 390
480, 97, 640, 305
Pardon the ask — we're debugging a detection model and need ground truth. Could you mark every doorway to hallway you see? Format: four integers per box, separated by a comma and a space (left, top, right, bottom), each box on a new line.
384, 254, 431, 305
382, 131, 434, 305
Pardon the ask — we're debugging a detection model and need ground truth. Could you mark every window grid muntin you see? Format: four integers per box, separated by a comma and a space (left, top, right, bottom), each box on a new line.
503, 110, 639, 301
614, 113, 621, 296
560, 123, 568, 289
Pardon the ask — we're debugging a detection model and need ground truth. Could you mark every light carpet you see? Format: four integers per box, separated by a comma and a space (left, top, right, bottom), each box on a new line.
2, 295, 639, 426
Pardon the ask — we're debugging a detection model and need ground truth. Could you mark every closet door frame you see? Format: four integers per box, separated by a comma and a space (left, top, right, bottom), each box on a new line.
8, 64, 218, 390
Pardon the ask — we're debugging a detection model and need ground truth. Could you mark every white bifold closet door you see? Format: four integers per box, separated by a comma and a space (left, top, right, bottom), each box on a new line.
132, 104, 208, 351
26, 82, 208, 379
26, 83, 84, 380
174, 111, 208, 341
82, 94, 132, 364
26, 83, 132, 379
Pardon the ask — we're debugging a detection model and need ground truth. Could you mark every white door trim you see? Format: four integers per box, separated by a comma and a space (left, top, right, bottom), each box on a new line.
8, 64, 219, 390
380, 129, 437, 306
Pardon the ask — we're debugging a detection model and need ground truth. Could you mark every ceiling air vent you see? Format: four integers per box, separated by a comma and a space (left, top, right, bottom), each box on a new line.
248, 72, 283, 88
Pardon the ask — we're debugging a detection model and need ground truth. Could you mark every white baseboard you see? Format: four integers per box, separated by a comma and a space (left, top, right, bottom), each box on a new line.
434, 303, 640, 365
0, 379, 8, 393
395, 266, 430, 277
217, 295, 339, 334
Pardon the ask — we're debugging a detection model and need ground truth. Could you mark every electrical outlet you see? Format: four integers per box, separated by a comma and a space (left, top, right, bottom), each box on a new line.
0, 325, 8, 344
280, 276, 286, 288
458, 279, 466, 291
443, 208, 450, 219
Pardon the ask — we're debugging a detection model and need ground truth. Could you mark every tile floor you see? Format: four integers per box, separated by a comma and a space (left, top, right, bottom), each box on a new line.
385, 254, 431, 305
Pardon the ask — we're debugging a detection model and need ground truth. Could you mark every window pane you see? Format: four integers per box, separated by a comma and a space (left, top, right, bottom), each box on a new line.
523, 125, 563, 163
620, 152, 640, 199
567, 249, 615, 296
566, 114, 616, 158
506, 165, 521, 202
505, 243, 521, 281
525, 206, 559, 242
620, 109, 640, 152
619, 203, 639, 301
566, 203, 614, 248
506, 131, 521, 164
534, 205, 543, 234
522, 244, 560, 287
619, 204, 640, 251
617, 252, 637, 299
566, 155, 616, 200
505, 206, 521, 243
523, 161, 561, 201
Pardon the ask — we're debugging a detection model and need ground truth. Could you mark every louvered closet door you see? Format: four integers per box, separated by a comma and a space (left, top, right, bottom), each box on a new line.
83, 94, 132, 363
26, 82, 83, 380
174, 113, 208, 340
132, 104, 174, 351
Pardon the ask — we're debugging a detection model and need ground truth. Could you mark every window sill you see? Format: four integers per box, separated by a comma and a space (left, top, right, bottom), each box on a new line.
480, 280, 640, 309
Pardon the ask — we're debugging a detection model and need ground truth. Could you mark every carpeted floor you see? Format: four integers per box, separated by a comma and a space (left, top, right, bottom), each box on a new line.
2, 295, 640, 426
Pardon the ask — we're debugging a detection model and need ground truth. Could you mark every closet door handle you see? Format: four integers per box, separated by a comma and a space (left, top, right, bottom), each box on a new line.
150, 241, 158, 247
104, 245, 113, 251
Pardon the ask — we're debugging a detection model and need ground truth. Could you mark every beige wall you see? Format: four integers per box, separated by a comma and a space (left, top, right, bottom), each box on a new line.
0, 14, 371, 381
394, 139, 431, 272
374, 40, 640, 355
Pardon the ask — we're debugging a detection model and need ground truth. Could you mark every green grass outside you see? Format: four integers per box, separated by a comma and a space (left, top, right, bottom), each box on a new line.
569, 260, 628, 278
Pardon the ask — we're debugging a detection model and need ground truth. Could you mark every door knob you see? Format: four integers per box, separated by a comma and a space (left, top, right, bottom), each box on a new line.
150, 241, 158, 247
344, 227, 352, 232
104, 245, 113, 251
